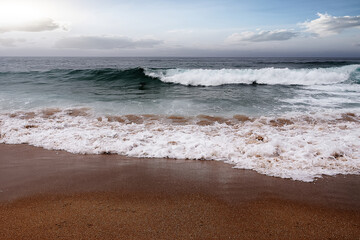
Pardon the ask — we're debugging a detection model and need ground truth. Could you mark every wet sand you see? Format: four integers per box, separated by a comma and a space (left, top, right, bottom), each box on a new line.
0, 144, 359, 239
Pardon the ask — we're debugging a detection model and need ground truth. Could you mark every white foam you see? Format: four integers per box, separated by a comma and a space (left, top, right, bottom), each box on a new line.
145, 65, 359, 86
0, 109, 359, 182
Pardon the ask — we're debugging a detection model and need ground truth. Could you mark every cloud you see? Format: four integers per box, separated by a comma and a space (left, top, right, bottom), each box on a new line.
0, 18, 65, 33
227, 30, 298, 43
302, 13, 360, 37
0, 38, 26, 47
55, 36, 163, 49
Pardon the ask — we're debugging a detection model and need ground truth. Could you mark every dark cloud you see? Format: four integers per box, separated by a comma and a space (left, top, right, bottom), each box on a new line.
227, 30, 298, 43
0, 18, 64, 33
302, 13, 360, 37
55, 36, 163, 49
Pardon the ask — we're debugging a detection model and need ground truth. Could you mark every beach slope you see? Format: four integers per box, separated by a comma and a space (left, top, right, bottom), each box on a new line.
0, 144, 359, 239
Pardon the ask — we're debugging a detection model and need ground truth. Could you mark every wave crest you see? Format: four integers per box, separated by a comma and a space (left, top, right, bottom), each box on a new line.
145, 65, 360, 86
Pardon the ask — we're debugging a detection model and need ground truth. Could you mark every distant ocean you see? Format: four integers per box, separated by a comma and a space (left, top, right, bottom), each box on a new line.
0, 57, 359, 181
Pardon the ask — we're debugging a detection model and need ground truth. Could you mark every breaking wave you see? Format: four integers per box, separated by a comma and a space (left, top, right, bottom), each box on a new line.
145, 65, 360, 86
1, 65, 359, 87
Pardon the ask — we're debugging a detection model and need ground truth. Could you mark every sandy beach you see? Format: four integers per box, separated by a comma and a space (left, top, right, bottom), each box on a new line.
0, 144, 359, 239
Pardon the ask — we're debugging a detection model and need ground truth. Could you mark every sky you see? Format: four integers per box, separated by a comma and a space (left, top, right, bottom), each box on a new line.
0, 0, 360, 57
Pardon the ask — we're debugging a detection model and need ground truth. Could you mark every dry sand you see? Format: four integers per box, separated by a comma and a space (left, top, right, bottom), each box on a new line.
0, 144, 359, 239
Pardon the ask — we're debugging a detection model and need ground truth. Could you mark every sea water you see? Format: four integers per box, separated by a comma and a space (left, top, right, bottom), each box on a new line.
0, 57, 359, 181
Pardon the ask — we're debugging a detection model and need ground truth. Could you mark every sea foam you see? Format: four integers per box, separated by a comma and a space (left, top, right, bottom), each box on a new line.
0, 108, 359, 182
145, 65, 360, 86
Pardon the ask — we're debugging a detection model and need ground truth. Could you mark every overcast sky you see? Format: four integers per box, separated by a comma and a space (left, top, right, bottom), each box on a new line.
0, 0, 360, 57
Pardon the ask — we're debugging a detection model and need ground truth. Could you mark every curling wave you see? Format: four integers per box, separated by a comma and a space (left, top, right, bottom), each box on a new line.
1, 65, 359, 87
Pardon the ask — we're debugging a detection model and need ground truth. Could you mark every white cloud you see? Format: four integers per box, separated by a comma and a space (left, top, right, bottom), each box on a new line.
302, 13, 360, 37
55, 36, 163, 49
0, 38, 26, 47
227, 30, 298, 43
0, 18, 65, 33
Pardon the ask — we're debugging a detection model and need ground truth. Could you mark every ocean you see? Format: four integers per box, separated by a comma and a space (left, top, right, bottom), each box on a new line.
0, 57, 359, 181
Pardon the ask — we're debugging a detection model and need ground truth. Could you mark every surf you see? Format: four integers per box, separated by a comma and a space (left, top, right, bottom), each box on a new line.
145, 65, 360, 86
1, 108, 359, 182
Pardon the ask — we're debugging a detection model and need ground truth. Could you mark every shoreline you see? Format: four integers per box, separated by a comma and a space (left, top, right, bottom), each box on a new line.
0, 143, 359, 239
1, 109, 359, 182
